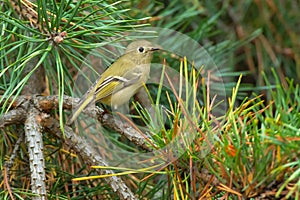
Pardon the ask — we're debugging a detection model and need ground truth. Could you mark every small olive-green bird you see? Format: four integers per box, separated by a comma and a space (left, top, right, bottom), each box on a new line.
68, 40, 159, 124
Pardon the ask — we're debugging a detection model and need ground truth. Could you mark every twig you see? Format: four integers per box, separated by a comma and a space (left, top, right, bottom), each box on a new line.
3, 167, 15, 200
3, 128, 24, 200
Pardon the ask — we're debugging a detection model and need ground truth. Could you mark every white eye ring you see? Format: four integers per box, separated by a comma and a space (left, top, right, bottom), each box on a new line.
138, 47, 144, 53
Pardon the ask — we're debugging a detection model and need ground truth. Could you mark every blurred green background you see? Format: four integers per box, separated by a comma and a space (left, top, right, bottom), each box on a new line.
129, 0, 299, 87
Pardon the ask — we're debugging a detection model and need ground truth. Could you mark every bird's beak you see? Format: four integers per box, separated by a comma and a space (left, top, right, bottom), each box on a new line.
150, 47, 160, 51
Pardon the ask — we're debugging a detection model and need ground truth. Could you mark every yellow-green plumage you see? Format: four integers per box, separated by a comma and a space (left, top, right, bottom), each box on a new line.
68, 40, 159, 124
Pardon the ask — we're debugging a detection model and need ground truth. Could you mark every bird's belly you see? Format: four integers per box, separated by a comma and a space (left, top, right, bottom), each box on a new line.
101, 84, 143, 108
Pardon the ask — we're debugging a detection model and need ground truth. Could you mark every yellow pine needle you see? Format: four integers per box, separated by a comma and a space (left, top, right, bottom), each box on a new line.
217, 183, 242, 196
59, 149, 77, 158
72, 163, 165, 181
91, 163, 163, 172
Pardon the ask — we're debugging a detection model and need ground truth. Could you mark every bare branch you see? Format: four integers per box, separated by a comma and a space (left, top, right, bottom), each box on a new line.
0, 94, 152, 199
0, 108, 27, 128
3, 127, 24, 200
99, 110, 153, 152
40, 114, 138, 200
24, 107, 47, 200
1, 95, 152, 151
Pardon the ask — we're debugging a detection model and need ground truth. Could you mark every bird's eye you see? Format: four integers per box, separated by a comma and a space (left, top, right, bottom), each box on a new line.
138, 47, 144, 53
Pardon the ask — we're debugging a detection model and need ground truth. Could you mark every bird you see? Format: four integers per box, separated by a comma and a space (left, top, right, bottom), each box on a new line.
68, 40, 160, 124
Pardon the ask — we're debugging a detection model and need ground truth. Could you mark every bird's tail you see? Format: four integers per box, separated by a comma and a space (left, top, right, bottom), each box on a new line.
67, 94, 95, 125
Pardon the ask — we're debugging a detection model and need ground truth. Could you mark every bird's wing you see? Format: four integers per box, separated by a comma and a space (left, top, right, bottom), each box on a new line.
95, 76, 126, 99
95, 69, 142, 100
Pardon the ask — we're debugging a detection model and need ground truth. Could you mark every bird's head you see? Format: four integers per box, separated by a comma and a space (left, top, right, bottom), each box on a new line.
125, 40, 160, 64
